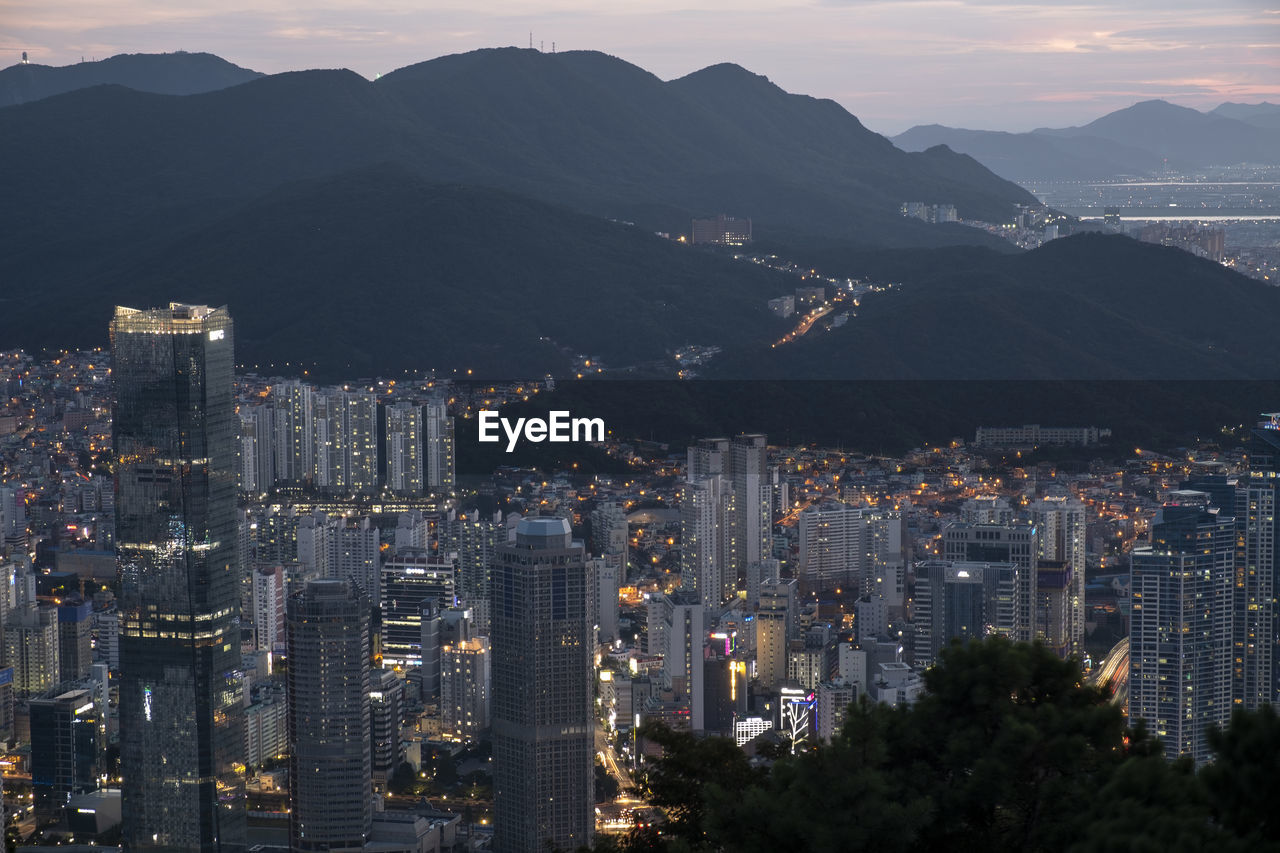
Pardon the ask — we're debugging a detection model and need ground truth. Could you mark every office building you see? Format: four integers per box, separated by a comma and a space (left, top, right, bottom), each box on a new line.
381, 550, 455, 668
112, 303, 245, 851
491, 517, 592, 853
287, 579, 371, 851
756, 578, 797, 690
814, 679, 858, 743
942, 519, 1037, 643
57, 595, 94, 683
370, 668, 404, 784
911, 561, 1017, 668
1129, 497, 1234, 764
30, 687, 103, 826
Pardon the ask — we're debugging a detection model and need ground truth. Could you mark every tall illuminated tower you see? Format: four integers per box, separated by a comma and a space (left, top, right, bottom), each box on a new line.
111, 304, 246, 851
490, 517, 592, 852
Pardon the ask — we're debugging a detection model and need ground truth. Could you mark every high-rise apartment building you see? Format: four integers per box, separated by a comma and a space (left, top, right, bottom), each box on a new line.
491, 517, 592, 853
237, 403, 275, 494
251, 564, 286, 654
682, 435, 770, 608
287, 579, 371, 851
271, 379, 313, 485
425, 397, 455, 495
6, 602, 60, 697
1129, 497, 1234, 765
678, 474, 729, 608
112, 303, 245, 852
1238, 419, 1280, 709
441, 636, 491, 742
385, 402, 423, 495
453, 508, 507, 634
312, 387, 378, 494
1031, 494, 1087, 656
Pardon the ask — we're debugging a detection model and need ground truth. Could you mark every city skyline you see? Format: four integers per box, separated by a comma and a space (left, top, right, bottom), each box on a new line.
2, 1, 1276, 133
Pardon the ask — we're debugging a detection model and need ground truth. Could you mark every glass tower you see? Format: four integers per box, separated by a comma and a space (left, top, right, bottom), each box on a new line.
111, 304, 246, 851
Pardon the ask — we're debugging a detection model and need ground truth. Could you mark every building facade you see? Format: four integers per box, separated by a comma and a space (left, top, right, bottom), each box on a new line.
287, 579, 372, 851
112, 303, 246, 851
490, 517, 593, 853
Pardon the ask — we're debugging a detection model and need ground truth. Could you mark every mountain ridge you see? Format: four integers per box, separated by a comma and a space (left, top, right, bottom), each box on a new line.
894, 98, 1280, 180
0, 51, 262, 107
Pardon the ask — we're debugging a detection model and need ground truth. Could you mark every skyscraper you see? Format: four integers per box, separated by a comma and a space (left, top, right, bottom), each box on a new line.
287, 579, 371, 851
441, 635, 491, 742
1031, 494, 1087, 657
1240, 418, 1280, 709
491, 517, 592, 853
385, 402, 424, 495
425, 397, 455, 495
678, 474, 728, 608
111, 304, 245, 852
1129, 496, 1234, 764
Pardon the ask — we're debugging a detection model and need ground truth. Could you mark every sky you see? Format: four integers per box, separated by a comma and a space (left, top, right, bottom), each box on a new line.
2, 0, 1278, 134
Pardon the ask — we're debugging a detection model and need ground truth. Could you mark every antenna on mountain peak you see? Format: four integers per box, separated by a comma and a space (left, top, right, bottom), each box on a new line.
529, 32, 533, 49
552, 41, 556, 53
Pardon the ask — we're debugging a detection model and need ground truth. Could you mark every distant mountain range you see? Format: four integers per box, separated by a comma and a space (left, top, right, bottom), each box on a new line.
894, 100, 1280, 180
1, 51, 1275, 381
0, 48, 1032, 249
0, 51, 262, 106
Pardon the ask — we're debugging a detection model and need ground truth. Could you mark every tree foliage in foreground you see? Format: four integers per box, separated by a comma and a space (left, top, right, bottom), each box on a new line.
587, 636, 1280, 853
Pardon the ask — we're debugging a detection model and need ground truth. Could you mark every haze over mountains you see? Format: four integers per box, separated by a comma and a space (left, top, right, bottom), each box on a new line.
1, 50, 1276, 380
895, 100, 1280, 181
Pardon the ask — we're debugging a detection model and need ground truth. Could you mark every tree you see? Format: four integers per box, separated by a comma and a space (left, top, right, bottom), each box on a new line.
1200, 704, 1280, 852
629, 721, 762, 850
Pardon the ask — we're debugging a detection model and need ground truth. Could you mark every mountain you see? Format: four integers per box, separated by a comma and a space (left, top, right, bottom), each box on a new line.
711, 233, 1280, 379
891, 125, 1160, 180
894, 100, 1280, 180
1211, 102, 1280, 130
1038, 100, 1280, 166
0, 48, 1033, 252
0, 165, 795, 377
0, 51, 262, 107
